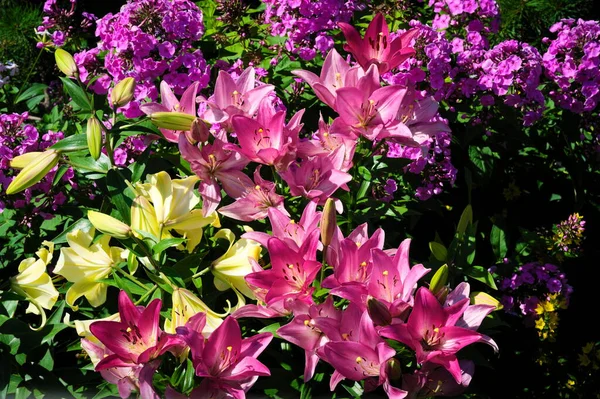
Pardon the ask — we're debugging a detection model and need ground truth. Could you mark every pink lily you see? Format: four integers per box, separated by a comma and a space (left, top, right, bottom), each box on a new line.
280, 148, 352, 204
90, 291, 180, 369
242, 200, 321, 251
402, 360, 475, 399
277, 297, 341, 381
380, 287, 485, 383
338, 13, 418, 74
317, 312, 407, 398
322, 226, 386, 305
179, 134, 252, 216
140, 81, 199, 142
333, 83, 410, 141
176, 314, 273, 399
218, 166, 288, 222
245, 231, 322, 305
80, 338, 145, 399
229, 99, 299, 169
365, 239, 431, 317
201, 67, 275, 125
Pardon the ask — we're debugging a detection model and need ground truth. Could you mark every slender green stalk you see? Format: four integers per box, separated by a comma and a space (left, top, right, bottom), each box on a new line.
13, 48, 44, 105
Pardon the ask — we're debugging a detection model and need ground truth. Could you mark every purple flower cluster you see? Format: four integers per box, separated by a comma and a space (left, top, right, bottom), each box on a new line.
0, 113, 76, 221
113, 135, 151, 167
262, 0, 363, 61
542, 19, 600, 113
500, 262, 573, 317
0, 61, 18, 89
553, 213, 586, 254
478, 40, 545, 125
36, 0, 96, 48
388, 131, 457, 201
77, 0, 209, 118
428, 0, 500, 34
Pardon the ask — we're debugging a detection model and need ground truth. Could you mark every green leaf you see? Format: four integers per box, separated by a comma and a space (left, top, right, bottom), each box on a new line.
490, 224, 507, 260
39, 348, 54, 371
429, 242, 448, 261
181, 358, 195, 394
59, 77, 92, 111
466, 266, 498, 290
457, 205, 473, 239
358, 166, 372, 181
106, 169, 133, 225
50, 134, 88, 153
15, 83, 48, 104
68, 154, 111, 174
152, 238, 186, 254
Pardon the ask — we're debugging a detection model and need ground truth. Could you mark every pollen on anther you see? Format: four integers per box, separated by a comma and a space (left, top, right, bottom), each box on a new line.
254, 185, 261, 190
360, 261, 367, 267
355, 356, 363, 363
287, 264, 294, 269
126, 327, 132, 333
304, 319, 310, 326
290, 219, 296, 224
382, 270, 389, 276
226, 346, 233, 352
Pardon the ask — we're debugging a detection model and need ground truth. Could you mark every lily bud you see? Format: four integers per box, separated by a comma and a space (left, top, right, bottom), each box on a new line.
367, 296, 392, 326
10, 152, 44, 169
186, 118, 210, 144
86, 117, 103, 160
386, 358, 402, 381
320, 198, 336, 247
110, 77, 136, 108
6, 150, 60, 195
429, 264, 449, 295
87, 210, 132, 240
55, 49, 78, 77
150, 112, 195, 131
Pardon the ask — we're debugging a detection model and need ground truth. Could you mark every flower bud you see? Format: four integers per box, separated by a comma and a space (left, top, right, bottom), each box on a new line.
320, 198, 337, 247
10, 152, 44, 169
6, 150, 59, 195
110, 77, 136, 108
367, 296, 392, 327
386, 358, 402, 381
87, 210, 132, 240
150, 112, 195, 131
55, 49, 78, 77
86, 117, 103, 160
429, 264, 449, 295
185, 118, 210, 144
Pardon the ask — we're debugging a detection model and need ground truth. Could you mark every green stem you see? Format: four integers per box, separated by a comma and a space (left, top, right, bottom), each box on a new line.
184, 266, 210, 283
131, 236, 162, 273
115, 267, 148, 291
134, 285, 158, 305
14, 48, 44, 105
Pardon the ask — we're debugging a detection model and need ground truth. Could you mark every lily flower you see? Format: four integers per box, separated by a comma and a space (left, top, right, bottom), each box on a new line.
164, 288, 223, 335
201, 67, 275, 125
54, 229, 127, 308
380, 287, 488, 383
245, 231, 322, 305
338, 13, 418, 74
10, 241, 59, 321
218, 166, 288, 222
179, 134, 252, 216
317, 311, 407, 398
140, 81, 199, 142
134, 171, 221, 252
176, 315, 273, 399
211, 229, 262, 299
90, 291, 179, 369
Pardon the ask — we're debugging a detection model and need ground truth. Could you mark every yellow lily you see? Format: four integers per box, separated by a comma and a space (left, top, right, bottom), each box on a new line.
134, 171, 220, 252
10, 241, 59, 326
211, 229, 261, 299
164, 288, 223, 336
54, 228, 127, 308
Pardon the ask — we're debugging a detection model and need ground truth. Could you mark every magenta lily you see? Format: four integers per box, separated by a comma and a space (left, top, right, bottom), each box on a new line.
242, 199, 321, 251
177, 314, 273, 399
218, 166, 288, 222
280, 148, 352, 204
380, 287, 485, 383
179, 134, 252, 216
317, 311, 407, 398
245, 231, 322, 305
90, 291, 180, 370
338, 13, 418, 74
201, 67, 275, 125
140, 81, 199, 142
277, 297, 341, 381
